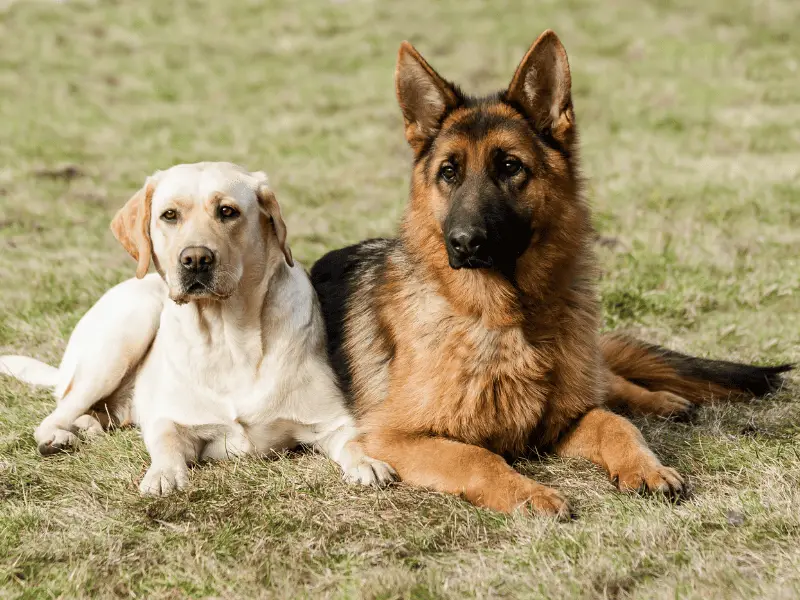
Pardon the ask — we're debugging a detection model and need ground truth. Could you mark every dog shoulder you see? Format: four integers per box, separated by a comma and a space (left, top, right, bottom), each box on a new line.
310, 239, 398, 402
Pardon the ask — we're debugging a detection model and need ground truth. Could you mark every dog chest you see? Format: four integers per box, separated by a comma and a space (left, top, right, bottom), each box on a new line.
392, 315, 553, 454
134, 340, 286, 424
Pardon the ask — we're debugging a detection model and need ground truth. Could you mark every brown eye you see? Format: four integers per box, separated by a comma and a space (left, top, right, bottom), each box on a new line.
219, 206, 239, 220
440, 163, 457, 183
501, 158, 523, 176
161, 209, 177, 222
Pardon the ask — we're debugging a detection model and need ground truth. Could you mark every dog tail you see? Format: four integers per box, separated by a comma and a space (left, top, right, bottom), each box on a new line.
0, 355, 60, 389
600, 334, 793, 407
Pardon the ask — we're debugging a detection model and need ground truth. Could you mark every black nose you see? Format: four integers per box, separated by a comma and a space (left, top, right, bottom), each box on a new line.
448, 227, 487, 261
180, 246, 215, 273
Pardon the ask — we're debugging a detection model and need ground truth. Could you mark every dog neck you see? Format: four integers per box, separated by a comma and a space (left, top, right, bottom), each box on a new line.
163, 256, 294, 368
400, 207, 522, 328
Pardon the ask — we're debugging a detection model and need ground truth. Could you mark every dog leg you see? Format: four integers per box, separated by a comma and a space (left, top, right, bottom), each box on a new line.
67, 392, 134, 440
139, 420, 194, 496
34, 276, 163, 455
363, 430, 571, 517
555, 407, 684, 496
606, 375, 694, 419
307, 423, 397, 487
35, 370, 138, 454
35, 377, 115, 455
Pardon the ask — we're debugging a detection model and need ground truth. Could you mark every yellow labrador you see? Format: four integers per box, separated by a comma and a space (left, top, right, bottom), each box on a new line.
0, 162, 395, 495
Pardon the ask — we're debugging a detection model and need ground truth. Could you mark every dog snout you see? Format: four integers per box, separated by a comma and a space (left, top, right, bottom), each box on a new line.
447, 227, 487, 267
180, 246, 215, 273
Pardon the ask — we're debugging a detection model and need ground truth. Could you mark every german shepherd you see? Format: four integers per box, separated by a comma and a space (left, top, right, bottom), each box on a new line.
310, 30, 792, 517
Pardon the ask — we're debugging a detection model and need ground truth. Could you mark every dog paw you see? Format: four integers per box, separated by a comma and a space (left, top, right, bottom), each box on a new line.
343, 456, 397, 487
35, 425, 79, 455
73, 414, 105, 437
650, 391, 695, 420
613, 464, 685, 497
488, 476, 571, 519
139, 462, 189, 496
519, 485, 572, 520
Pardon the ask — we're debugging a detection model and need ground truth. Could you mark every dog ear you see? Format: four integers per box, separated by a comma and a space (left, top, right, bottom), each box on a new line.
505, 30, 574, 143
395, 41, 460, 154
110, 179, 155, 279
256, 185, 294, 267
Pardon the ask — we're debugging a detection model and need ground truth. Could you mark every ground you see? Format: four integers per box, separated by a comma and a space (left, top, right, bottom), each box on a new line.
0, 0, 798, 598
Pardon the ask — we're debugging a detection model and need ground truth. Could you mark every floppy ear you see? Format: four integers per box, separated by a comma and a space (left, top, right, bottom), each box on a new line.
256, 185, 294, 267
110, 179, 155, 279
395, 41, 460, 154
505, 30, 574, 143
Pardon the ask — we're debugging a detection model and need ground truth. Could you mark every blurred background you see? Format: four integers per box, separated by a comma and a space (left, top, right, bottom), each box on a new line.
0, 1, 798, 597
1, 0, 798, 358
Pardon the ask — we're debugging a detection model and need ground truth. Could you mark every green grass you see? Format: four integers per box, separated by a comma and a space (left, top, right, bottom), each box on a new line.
1, 0, 798, 597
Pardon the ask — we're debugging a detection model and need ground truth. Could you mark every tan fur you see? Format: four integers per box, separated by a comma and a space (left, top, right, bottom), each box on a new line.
555, 408, 684, 493
506, 30, 574, 142
256, 185, 294, 267
5, 163, 396, 493
343, 30, 684, 517
363, 430, 569, 515
395, 41, 460, 154
111, 182, 155, 278
605, 374, 693, 417
601, 334, 736, 402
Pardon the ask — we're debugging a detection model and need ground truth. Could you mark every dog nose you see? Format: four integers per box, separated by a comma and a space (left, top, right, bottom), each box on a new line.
448, 227, 486, 260
180, 246, 215, 273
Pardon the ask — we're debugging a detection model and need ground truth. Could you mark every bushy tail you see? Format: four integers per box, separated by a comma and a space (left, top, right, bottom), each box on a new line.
600, 334, 793, 403
0, 355, 59, 389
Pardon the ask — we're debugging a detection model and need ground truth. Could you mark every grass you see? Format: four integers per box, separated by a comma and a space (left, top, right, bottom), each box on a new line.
0, 0, 798, 597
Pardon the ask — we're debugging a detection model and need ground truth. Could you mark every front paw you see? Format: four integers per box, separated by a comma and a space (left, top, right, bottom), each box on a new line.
613, 464, 685, 498
343, 456, 397, 487
139, 462, 189, 496
492, 476, 571, 520
519, 485, 572, 520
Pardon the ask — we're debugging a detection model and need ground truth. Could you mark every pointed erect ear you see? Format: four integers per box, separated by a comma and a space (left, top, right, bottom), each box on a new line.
395, 41, 460, 154
505, 30, 574, 142
256, 185, 294, 267
110, 179, 155, 279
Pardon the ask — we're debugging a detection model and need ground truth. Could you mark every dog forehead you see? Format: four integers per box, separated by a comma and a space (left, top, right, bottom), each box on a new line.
437, 107, 533, 154
152, 163, 261, 207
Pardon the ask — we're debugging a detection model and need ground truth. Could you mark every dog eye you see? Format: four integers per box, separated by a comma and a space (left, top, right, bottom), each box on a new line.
219, 206, 240, 220
501, 158, 523, 176
440, 163, 457, 183
161, 209, 178, 222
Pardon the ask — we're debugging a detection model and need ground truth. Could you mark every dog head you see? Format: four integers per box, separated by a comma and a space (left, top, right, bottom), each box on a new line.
110, 162, 293, 304
396, 30, 586, 280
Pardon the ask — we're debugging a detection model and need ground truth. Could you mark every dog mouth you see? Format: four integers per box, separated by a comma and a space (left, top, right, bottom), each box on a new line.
171, 277, 231, 304
186, 281, 209, 295
449, 255, 494, 270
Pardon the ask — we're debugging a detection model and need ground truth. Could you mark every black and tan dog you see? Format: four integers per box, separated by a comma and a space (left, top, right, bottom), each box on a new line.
310, 31, 791, 516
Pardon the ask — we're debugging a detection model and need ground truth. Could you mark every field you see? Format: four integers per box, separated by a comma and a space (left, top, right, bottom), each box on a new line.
1, 0, 799, 598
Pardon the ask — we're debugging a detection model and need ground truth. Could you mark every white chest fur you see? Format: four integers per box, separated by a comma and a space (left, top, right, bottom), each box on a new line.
132, 264, 346, 458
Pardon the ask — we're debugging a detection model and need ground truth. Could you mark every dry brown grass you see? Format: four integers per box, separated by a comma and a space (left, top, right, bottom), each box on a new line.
1, 0, 798, 597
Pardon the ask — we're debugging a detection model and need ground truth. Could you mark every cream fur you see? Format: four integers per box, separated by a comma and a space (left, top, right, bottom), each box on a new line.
1, 162, 395, 495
